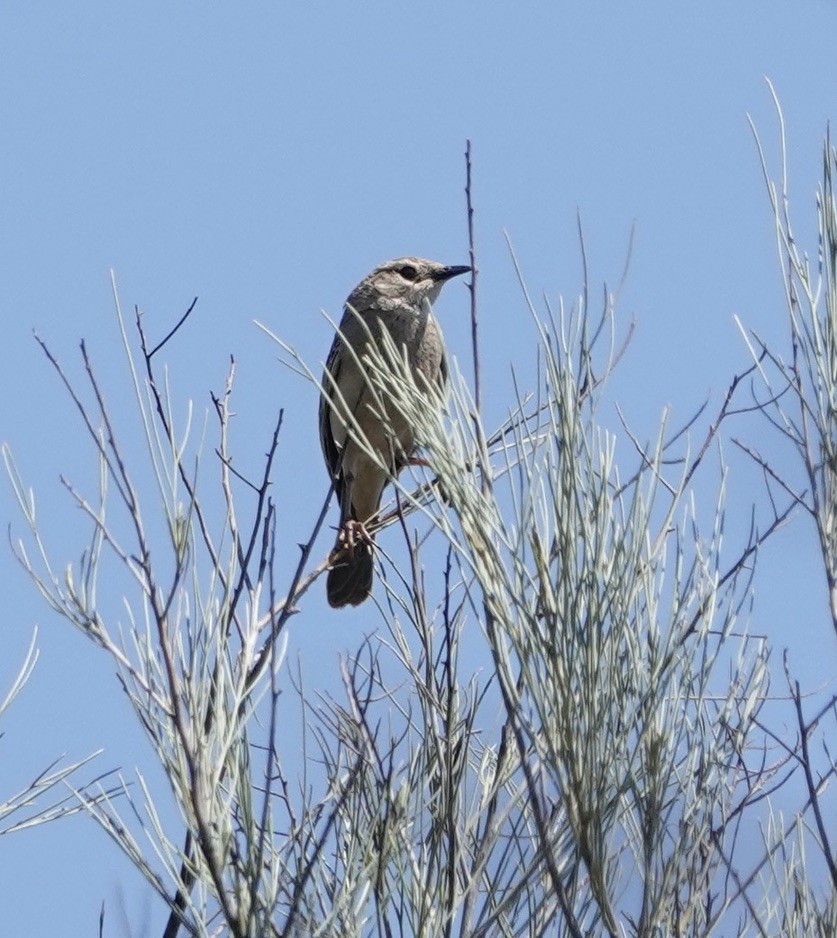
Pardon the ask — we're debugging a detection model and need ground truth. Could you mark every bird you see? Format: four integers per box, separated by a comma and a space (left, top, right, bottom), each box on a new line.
319, 257, 469, 607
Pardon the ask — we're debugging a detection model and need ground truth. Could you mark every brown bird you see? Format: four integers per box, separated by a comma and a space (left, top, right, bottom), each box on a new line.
319, 257, 469, 607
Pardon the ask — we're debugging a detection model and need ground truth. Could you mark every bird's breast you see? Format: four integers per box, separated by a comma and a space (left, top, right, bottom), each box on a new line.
383, 305, 444, 382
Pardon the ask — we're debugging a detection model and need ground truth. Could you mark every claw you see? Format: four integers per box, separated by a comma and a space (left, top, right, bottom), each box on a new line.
337, 518, 373, 555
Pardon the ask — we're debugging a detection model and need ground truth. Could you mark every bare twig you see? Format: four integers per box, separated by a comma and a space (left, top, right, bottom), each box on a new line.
146, 297, 199, 360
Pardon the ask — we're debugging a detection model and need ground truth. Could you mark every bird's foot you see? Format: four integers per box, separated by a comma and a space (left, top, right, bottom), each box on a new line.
336, 519, 373, 555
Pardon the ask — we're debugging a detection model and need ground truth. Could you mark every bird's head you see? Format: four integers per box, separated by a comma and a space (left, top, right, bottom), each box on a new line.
349, 257, 470, 309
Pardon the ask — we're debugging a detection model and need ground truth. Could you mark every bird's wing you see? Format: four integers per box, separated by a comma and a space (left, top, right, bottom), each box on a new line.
319, 334, 344, 489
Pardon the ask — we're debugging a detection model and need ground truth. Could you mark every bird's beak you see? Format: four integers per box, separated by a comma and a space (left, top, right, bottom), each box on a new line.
435, 264, 471, 282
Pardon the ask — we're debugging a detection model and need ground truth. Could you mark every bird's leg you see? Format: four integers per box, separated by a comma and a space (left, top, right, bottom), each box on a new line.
336, 518, 373, 555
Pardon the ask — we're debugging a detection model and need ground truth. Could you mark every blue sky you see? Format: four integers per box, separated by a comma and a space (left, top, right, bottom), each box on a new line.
1, 2, 835, 934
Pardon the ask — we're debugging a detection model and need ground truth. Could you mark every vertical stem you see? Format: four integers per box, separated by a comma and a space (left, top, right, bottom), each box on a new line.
465, 140, 480, 417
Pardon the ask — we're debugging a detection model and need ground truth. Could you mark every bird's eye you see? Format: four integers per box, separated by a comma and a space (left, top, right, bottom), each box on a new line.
399, 264, 418, 281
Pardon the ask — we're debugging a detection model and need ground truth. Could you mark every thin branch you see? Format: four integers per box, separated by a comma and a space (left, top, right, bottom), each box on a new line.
789, 669, 837, 892
146, 297, 199, 360
465, 139, 480, 417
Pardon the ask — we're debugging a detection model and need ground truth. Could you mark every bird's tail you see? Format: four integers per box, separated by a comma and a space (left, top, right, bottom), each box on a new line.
326, 536, 375, 607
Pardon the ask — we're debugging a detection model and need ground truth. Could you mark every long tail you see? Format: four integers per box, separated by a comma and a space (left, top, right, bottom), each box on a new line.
326, 537, 375, 607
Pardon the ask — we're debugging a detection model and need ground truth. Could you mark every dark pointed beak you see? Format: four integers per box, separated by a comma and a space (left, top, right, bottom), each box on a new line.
434, 264, 471, 282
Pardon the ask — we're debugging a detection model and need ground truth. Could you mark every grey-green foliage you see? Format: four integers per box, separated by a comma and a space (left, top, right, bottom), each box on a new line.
748, 84, 837, 640
4, 103, 836, 938
342, 267, 773, 937
0, 625, 105, 836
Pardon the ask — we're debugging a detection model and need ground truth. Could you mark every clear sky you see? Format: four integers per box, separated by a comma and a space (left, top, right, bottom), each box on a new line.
1, 2, 835, 934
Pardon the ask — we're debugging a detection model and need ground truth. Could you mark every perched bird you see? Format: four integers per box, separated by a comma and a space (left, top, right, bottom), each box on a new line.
319, 257, 469, 607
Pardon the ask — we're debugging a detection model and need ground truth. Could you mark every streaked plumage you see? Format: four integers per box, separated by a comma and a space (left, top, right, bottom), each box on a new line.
319, 257, 468, 607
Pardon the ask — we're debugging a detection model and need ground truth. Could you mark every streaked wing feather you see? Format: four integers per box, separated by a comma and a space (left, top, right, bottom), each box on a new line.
319, 335, 344, 491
